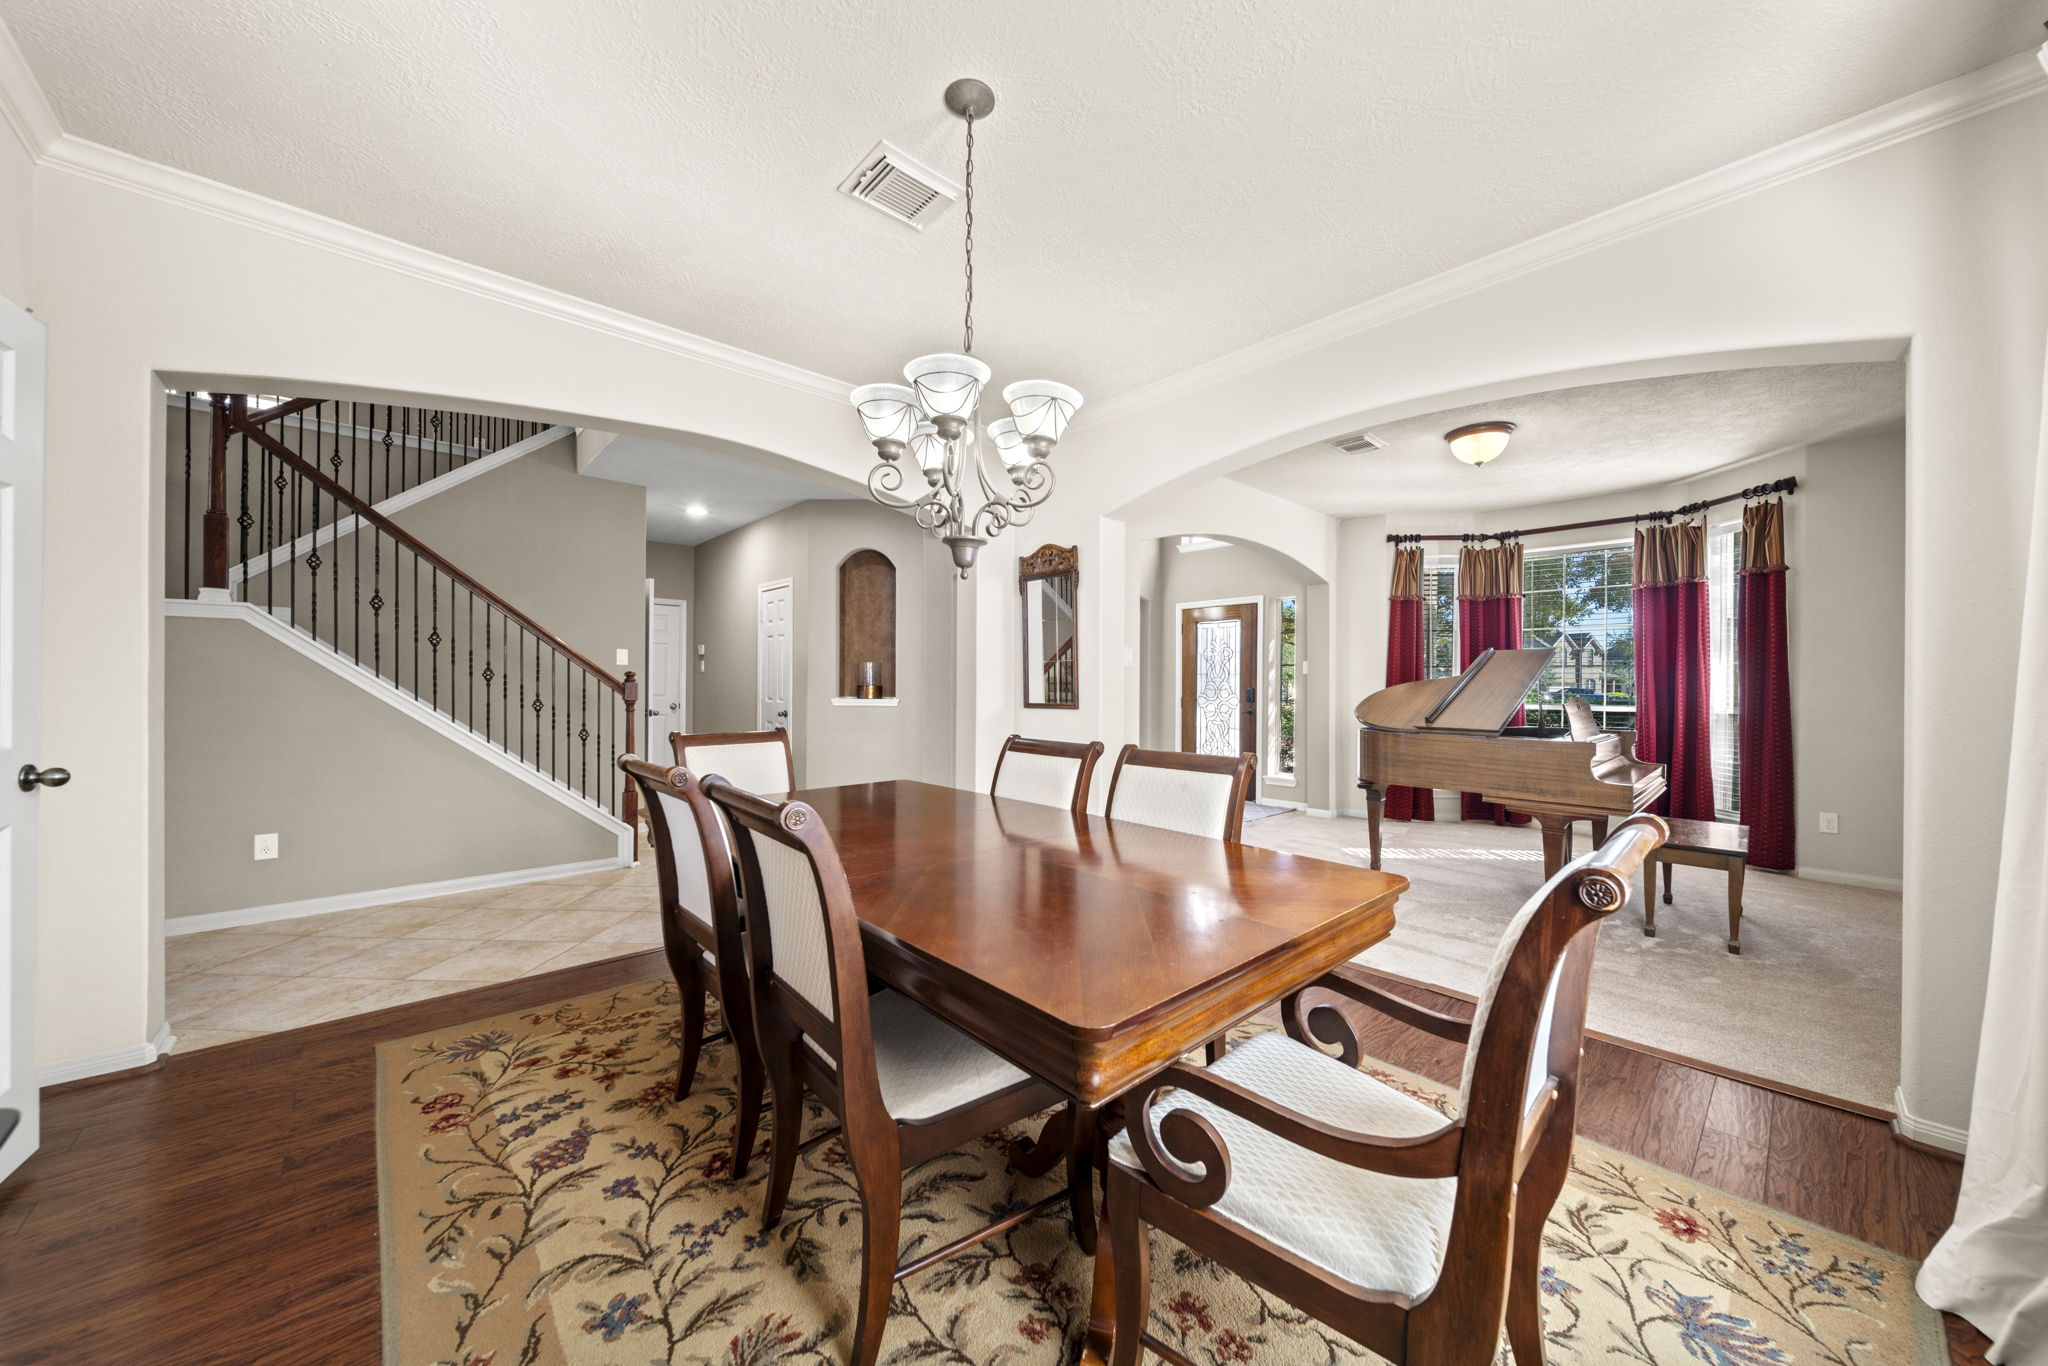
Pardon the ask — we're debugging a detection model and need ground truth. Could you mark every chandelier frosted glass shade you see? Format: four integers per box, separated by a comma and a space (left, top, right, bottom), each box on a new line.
987, 417, 1028, 469
850, 384, 921, 447
909, 422, 948, 474
1003, 379, 1083, 443
904, 353, 992, 421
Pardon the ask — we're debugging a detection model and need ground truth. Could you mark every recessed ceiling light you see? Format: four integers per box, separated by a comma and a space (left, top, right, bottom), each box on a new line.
685, 503, 708, 518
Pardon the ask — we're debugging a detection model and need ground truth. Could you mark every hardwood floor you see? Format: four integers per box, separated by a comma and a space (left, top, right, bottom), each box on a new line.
0, 951, 1991, 1364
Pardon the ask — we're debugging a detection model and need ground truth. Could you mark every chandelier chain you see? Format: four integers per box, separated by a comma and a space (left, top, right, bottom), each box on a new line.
962, 112, 975, 355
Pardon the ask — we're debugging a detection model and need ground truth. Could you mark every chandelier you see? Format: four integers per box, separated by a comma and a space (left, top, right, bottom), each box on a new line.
848, 79, 1083, 577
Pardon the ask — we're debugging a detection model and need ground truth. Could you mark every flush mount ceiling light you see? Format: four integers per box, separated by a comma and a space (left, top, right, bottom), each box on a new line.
850, 78, 1083, 577
685, 502, 708, 518
1445, 421, 1516, 467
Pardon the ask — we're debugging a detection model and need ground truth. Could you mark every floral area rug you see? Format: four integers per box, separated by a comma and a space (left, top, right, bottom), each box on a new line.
377, 978, 1942, 1366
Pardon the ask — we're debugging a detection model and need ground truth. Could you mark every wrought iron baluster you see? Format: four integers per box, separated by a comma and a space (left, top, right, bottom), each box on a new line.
579, 671, 588, 799
307, 412, 321, 646
382, 405, 394, 503
326, 404, 340, 648
371, 527, 384, 678
182, 392, 193, 598
533, 634, 543, 776
484, 608, 494, 744
467, 594, 475, 734
429, 566, 440, 708
352, 405, 362, 661
411, 550, 420, 699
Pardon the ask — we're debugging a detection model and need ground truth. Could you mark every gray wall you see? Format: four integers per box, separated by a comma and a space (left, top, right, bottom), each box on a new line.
691, 500, 956, 789
1140, 539, 1330, 809
646, 540, 695, 602
166, 616, 617, 918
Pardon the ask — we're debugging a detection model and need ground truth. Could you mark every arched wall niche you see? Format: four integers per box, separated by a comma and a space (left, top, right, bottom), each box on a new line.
838, 548, 897, 697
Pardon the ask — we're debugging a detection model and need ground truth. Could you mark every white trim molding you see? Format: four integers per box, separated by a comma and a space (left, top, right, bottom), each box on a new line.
1893, 1086, 1969, 1154
1796, 867, 1905, 893
164, 599, 633, 860
228, 423, 571, 589
1082, 49, 2048, 426
39, 1019, 175, 1087
828, 696, 899, 707
162, 856, 624, 937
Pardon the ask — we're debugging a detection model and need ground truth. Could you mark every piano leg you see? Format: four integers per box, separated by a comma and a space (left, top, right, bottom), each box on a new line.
1364, 786, 1384, 871
1534, 811, 1573, 880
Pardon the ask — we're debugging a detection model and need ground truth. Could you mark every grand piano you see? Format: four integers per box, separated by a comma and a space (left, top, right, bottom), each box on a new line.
1355, 646, 1666, 876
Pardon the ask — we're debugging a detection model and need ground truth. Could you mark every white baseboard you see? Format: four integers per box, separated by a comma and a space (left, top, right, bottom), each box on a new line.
1797, 867, 1905, 892
39, 1019, 176, 1087
1305, 807, 1336, 819
163, 856, 627, 936
1893, 1086, 1969, 1154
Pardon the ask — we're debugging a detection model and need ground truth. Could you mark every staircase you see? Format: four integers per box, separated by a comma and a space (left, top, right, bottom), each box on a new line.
166, 392, 640, 835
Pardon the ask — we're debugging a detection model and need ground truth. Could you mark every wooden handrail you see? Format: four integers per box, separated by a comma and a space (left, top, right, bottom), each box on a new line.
244, 396, 324, 427
223, 401, 629, 696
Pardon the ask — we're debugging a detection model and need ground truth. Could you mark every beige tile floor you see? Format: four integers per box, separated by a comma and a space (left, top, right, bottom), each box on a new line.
166, 855, 663, 1052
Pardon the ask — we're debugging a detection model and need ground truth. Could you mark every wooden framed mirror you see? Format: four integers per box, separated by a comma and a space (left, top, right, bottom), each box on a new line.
1019, 544, 1079, 708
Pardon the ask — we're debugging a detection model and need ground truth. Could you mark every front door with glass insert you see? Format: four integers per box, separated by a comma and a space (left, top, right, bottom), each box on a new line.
1179, 602, 1258, 759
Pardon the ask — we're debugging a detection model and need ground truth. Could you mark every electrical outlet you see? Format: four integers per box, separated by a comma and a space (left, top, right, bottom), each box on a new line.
253, 832, 279, 861
1818, 812, 1839, 834
699, 659, 706, 672
615, 648, 630, 666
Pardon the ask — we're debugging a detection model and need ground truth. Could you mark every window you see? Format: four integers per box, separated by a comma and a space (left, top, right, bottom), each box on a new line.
1274, 596, 1297, 775
1422, 558, 1458, 678
1707, 523, 1744, 819
1520, 543, 1635, 729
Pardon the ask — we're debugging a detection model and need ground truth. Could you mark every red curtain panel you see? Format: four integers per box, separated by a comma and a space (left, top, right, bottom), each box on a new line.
1739, 500, 1795, 869
1457, 544, 1531, 825
1632, 522, 1715, 822
1383, 546, 1434, 821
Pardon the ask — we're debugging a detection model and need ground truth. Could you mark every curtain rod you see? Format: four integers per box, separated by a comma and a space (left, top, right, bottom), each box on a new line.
1385, 476, 1798, 545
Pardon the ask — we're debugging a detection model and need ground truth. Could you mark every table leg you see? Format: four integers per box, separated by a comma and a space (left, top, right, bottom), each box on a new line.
1535, 812, 1572, 879
1726, 856, 1746, 954
1364, 786, 1384, 870
1081, 1200, 1117, 1366
1642, 857, 1658, 937
1068, 1104, 1101, 1255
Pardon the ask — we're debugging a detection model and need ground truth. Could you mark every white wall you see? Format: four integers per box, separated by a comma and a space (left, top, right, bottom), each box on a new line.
0, 111, 30, 305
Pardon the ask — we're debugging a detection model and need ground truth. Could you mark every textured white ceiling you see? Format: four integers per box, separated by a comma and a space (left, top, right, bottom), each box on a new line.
2, 2, 2034, 401
582, 433, 851, 545
1232, 362, 1905, 516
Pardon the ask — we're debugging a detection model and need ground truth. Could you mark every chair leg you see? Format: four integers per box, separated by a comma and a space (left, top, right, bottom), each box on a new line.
1108, 1168, 1151, 1366
759, 1025, 803, 1231
674, 955, 706, 1101
1506, 1122, 1572, 1366
730, 1013, 766, 1181
848, 1158, 903, 1366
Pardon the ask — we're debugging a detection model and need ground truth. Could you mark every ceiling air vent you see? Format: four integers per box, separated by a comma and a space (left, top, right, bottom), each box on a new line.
839, 141, 960, 229
1325, 430, 1387, 454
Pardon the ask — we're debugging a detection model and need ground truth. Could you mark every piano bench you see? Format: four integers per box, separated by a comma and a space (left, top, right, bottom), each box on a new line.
1640, 817, 1751, 953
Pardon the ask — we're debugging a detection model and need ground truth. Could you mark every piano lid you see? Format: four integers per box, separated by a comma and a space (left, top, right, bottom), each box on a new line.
1354, 646, 1556, 734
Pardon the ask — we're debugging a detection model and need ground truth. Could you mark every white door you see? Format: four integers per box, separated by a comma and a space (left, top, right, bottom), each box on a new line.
646, 597, 686, 745
757, 580, 793, 735
0, 298, 48, 1187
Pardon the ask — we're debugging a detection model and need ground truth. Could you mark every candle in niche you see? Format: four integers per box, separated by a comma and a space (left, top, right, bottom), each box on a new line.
857, 660, 883, 700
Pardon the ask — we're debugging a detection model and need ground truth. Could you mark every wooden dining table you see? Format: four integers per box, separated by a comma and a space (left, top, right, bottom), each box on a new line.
793, 778, 1407, 1352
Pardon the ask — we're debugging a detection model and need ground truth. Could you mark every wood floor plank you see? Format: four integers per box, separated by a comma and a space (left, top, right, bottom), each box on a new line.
1690, 1126, 1770, 1204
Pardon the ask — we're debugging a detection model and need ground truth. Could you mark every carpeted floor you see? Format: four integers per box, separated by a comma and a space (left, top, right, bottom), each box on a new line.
1242, 812, 1902, 1111
378, 978, 1940, 1366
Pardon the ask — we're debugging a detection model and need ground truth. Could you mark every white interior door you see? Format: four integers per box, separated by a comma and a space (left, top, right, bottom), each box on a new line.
646, 597, 686, 745
0, 298, 48, 1187
757, 580, 792, 735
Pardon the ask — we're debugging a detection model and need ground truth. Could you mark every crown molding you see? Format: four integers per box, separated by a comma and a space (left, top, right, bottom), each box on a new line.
33, 135, 854, 405
1082, 48, 2048, 427
0, 17, 60, 160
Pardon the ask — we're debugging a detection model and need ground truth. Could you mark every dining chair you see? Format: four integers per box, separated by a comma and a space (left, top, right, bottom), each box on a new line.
1102, 744, 1257, 842
706, 779, 1072, 1366
670, 727, 795, 797
618, 757, 765, 1177
1103, 815, 1667, 1366
990, 733, 1106, 815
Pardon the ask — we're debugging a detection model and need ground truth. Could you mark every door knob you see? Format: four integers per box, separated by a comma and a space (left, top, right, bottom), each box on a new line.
18, 765, 70, 792
777, 710, 789, 719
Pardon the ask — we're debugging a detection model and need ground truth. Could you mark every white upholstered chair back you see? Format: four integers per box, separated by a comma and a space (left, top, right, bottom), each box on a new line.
1104, 747, 1251, 842
677, 732, 792, 798
992, 750, 1084, 809
654, 791, 719, 927
1455, 853, 1589, 1130
746, 831, 838, 1022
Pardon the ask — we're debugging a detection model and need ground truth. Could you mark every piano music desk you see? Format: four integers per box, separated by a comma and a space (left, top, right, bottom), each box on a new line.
1641, 816, 1750, 953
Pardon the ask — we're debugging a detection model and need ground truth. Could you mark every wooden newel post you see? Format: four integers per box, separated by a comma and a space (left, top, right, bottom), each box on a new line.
622, 670, 641, 858
201, 394, 234, 591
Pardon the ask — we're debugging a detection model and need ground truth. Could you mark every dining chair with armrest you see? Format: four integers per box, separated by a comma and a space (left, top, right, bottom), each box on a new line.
1102, 814, 1668, 1366
991, 734, 1106, 815
706, 779, 1074, 1366
1103, 744, 1256, 843
618, 756, 766, 1177
670, 727, 795, 797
